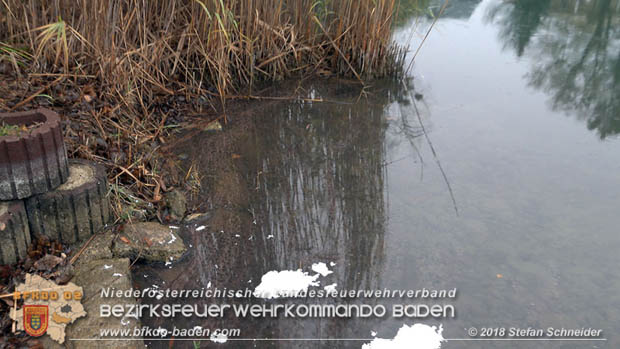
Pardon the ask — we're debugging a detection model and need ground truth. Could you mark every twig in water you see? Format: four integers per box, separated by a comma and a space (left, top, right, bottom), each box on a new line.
405, 83, 459, 216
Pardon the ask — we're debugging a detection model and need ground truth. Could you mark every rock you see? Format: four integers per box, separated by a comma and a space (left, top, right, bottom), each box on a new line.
65, 258, 144, 348
164, 189, 187, 220
34, 254, 63, 271
112, 222, 186, 263
70, 232, 115, 261
55, 263, 75, 285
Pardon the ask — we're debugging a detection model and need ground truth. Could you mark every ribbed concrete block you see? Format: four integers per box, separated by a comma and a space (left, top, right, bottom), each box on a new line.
0, 200, 31, 265
25, 159, 111, 244
0, 108, 69, 200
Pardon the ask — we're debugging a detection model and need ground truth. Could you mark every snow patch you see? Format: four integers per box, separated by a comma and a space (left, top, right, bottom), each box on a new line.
362, 324, 444, 349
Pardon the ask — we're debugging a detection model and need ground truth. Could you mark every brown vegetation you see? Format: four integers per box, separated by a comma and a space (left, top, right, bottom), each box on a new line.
0, 0, 409, 221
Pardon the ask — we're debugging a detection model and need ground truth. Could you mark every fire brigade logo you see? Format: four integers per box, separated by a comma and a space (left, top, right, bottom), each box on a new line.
23, 305, 48, 337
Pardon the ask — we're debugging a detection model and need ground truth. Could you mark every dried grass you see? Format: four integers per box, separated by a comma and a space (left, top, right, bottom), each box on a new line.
0, 0, 411, 221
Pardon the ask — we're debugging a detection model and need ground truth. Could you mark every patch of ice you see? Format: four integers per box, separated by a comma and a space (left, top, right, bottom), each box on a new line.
362, 324, 444, 349
103, 264, 112, 270
324, 283, 337, 292
113, 273, 123, 277
196, 225, 206, 231
311, 262, 333, 276
254, 269, 320, 299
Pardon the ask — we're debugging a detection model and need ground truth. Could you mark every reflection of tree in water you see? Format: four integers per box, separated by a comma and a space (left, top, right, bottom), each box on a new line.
134, 81, 416, 348
233, 83, 409, 346
486, 0, 552, 56
487, 0, 620, 139
248, 84, 390, 291
429, 0, 482, 20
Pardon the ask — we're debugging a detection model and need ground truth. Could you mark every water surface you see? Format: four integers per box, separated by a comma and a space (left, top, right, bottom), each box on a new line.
135, 0, 620, 347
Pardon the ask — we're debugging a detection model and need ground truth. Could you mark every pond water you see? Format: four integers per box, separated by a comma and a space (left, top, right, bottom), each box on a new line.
133, 0, 620, 347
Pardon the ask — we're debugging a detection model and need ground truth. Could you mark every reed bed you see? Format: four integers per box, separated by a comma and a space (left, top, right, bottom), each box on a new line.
0, 0, 409, 221
1, 0, 405, 98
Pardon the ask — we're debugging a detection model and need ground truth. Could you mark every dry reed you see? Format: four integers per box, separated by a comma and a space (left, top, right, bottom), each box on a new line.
0, 0, 410, 221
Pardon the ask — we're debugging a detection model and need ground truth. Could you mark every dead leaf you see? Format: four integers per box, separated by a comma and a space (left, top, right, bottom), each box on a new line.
231, 153, 241, 159
0, 222, 5, 231
119, 236, 131, 244
204, 120, 222, 131
496, 274, 503, 279
153, 179, 162, 202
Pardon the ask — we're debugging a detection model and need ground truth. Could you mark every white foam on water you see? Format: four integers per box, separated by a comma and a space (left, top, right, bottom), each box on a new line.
362, 324, 444, 349
168, 232, 177, 244
253, 269, 320, 299
311, 262, 333, 276
324, 283, 337, 292
210, 333, 228, 343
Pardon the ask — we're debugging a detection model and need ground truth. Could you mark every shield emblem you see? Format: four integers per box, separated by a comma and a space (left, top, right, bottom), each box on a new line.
23, 305, 48, 337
